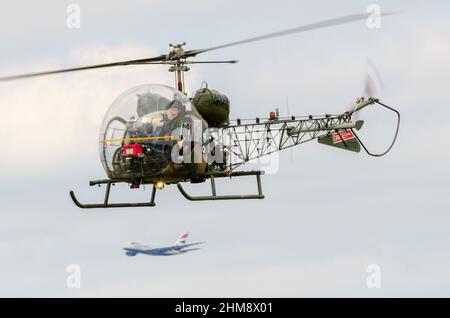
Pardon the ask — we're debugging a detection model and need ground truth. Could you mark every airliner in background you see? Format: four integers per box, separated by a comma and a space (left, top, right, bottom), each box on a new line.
123, 232, 205, 256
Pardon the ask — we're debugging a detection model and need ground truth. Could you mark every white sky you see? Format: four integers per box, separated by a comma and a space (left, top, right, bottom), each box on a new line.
0, 0, 450, 297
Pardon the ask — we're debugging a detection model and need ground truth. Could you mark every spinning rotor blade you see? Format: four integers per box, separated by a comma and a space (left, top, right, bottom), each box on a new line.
184, 12, 392, 57
183, 60, 238, 64
0, 12, 394, 81
141, 60, 238, 65
0, 54, 167, 81
345, 58, 383, 118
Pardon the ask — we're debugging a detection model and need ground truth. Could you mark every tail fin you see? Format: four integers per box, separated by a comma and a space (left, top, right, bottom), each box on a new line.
175, 231, 189, 246
318, 129, 361, 153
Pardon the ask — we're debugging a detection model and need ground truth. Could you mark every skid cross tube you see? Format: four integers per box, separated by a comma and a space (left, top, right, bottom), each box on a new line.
70, 181, 157, 209
177, 170, 265, 201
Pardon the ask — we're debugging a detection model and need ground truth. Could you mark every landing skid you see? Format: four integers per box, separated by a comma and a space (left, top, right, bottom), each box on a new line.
70, 180, 156, 209
177, 170, 265, 201
70, 170, 265, 209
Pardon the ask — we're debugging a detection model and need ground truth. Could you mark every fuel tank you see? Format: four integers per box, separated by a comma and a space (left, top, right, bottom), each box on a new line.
191, 87, 230, 127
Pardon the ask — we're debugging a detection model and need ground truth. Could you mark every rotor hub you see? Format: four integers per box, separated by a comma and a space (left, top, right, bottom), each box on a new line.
167, 42, 187, 61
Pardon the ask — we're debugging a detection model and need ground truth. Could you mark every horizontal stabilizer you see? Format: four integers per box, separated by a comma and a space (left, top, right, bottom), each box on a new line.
318, 129, 361, 153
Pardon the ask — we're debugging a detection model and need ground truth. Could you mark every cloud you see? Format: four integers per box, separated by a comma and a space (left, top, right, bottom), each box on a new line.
0, 43, 200, 172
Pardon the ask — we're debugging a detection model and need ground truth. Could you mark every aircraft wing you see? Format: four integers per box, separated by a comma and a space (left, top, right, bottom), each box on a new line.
180, 248, 203, 253
178, 242, 206, 249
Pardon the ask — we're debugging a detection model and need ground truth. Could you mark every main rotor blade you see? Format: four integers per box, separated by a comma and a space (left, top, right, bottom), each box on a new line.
0, 54, 167, 81
141, 60, 238, 65
183, 60, 238, 64
184, 12, 392, 57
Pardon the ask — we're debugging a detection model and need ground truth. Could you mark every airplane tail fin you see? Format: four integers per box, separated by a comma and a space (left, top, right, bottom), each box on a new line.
175, 231, 189, 246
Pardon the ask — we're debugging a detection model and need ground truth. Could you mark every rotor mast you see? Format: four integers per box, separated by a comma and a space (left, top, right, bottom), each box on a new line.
168, 43, 189, 94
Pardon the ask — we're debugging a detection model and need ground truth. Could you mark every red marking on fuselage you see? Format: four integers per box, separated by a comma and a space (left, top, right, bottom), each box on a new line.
332, 130, 355, 144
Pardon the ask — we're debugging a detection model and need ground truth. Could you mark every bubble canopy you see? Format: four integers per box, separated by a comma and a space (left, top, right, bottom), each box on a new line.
99, 84, 198, 179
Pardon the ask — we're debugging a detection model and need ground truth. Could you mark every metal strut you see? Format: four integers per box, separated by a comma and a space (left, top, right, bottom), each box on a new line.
177, 170, 265, 201
69, 180, 157, 209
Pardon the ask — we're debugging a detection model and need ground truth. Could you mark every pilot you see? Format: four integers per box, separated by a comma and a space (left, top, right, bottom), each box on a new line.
132, 99, 183, 138
168, 99, 183, 119
157, 99, 183, 137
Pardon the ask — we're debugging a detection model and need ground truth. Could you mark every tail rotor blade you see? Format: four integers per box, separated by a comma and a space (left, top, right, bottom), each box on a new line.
344, 58, 383, 119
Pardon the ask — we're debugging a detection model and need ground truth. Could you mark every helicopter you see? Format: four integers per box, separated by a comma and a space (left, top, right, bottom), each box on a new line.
0, 13, 400, 209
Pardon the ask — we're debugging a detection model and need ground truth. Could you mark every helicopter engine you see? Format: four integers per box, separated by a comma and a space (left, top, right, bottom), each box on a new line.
191, 87, 230, 127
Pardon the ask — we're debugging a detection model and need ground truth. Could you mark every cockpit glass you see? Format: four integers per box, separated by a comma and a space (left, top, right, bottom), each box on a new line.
99, 84, 198, 179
